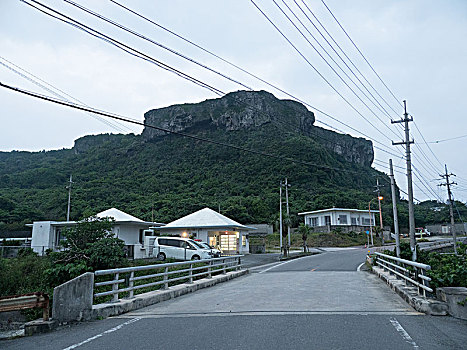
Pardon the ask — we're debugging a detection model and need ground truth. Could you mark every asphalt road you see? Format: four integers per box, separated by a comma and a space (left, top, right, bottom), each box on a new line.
3, 248, 467, 350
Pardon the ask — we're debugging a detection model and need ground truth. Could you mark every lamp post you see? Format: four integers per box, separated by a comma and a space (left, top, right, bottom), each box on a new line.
377, 195, 384, 245
369, 196, 383, 246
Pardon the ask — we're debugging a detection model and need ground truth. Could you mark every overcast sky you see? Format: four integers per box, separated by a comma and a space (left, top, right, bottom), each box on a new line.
1, 0, 466, 203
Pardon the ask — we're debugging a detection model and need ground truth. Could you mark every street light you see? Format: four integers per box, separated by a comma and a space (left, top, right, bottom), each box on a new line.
377, 196, 384, 245
369, 196, 384, 246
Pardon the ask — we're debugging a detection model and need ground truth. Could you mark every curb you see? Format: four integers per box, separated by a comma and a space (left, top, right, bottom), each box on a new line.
92, 269, 248, 319
279, 252, 318, 261
372, 266, 448, 316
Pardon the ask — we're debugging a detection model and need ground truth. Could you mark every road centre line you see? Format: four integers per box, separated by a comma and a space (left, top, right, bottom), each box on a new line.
389, 317, 419, 349
115, 310, 422, 319
258, 256, 309, 273
62, 318, 141, 350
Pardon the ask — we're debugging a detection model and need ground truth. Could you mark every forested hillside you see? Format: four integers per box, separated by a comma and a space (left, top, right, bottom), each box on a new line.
0, 91, 463, 230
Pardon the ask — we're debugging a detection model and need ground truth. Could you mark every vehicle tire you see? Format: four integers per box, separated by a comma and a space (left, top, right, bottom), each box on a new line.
157, 252, 166, 261
191, 255, 200, 261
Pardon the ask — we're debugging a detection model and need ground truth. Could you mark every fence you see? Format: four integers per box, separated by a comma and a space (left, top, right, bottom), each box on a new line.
374, 252, 432, 297
418, 237, 467, 252
0, 292, 49, 320
93, 255, 243, 303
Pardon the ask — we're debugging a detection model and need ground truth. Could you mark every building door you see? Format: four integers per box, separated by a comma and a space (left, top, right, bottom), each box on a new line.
220, 234, 237, 254
324, 216, 331, 226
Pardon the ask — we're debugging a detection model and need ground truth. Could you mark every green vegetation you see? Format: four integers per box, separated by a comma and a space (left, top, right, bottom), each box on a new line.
46, 217, 127, 287
265, 231, 378, 250
384, 242, 467, 290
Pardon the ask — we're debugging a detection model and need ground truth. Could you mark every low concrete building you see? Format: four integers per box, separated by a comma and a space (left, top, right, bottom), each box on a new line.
29, 208, 164, 258
158, 208, 254, 255
426, 223, 467, 236
298, 207, 378, 233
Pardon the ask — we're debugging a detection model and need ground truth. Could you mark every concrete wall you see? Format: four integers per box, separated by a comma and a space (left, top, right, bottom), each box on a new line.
426, 223, 467, 235
52, 272, 94, 323
31, 222, 54, 256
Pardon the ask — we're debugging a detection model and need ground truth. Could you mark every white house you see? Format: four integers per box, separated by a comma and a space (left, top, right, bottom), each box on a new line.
29, 208, 164, 258
298, 208, 378, 233
158, 207, 254, 255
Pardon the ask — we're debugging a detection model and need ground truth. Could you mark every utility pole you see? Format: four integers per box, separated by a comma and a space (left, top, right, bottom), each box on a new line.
389, 159, 401, 258
392, 100, 416, 261
285, 178, 291, 248
439, 165, 458, 254
66, 174, 73, 221
279, 181, 283, 257
374, 179, 384, 245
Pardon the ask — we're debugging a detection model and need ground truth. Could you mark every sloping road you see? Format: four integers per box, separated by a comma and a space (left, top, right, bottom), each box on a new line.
3, 248, 467, 349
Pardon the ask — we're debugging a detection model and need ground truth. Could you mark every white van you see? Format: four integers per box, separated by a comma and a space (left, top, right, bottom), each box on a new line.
153, 237, 213, 261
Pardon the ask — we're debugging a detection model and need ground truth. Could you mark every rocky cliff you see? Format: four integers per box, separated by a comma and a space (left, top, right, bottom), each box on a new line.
142, 90, 373, 166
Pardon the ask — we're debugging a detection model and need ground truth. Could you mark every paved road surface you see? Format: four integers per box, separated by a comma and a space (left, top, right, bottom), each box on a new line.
3, 248, 467, 349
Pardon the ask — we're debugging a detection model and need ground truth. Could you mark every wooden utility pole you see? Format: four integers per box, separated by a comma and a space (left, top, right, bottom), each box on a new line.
392, 100, 416, 261
66, 174, 73, 221
389, 159, 401, 257
439, 165, 458, 254
279, 181, 283, 257
285, 178, 291, 248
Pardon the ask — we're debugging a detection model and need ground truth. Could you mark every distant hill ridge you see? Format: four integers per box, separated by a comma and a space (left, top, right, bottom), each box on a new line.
1, 90, 387, 227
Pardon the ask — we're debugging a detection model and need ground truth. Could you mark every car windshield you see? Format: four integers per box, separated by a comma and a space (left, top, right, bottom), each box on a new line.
199, 242, 212, 249
189, 240, 206, 249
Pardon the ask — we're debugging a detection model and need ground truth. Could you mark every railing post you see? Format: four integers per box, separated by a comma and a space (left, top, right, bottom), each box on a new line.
163, 266, 169, 289
208, 260, 212, 278
129, 271, 134, 298
237, 256, 241, 271
112, 273, 119, 302
42, 294, 50, 321
420, 269, 427, 297
189, 263, 193, 283
222, 258, 227, 274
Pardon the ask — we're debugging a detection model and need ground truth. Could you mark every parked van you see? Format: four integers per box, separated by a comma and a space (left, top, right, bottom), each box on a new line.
153, 237, 213, 261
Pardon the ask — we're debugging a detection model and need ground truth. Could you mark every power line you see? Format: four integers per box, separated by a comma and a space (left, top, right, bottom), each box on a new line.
251, 0, 395, 143
108, 0, 404, 159
297, 0, 400, 117
22, 0, 225, 97
0, 81, 381, 175
278, 0, 398, 127
63, 0, 253, 92
320, 0, 401, 107
0, 56, 131, 133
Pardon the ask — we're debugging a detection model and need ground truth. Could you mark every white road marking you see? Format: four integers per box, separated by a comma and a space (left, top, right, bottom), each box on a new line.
357, 262, 365, 271
258, 256, 309, 274
62, 318, 141, 350
114, 310, 422, 319
389, 317, 419, 349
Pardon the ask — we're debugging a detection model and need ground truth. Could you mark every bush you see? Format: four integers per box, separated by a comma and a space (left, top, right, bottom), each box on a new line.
46, 217, 127, 286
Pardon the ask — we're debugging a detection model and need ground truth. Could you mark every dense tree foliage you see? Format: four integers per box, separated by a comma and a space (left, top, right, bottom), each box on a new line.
0, 128, 465, 232
46, 217, 126, 286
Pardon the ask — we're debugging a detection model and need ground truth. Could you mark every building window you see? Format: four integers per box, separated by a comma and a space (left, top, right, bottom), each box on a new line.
324, 216, 331, 225
362, 218, 372, 225
351, 217, 357, 225
311, 217, 319, 227
338, 215, 348, 225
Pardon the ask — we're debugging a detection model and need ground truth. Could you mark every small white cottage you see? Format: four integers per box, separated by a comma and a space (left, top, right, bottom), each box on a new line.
298, 207, 378, 233
158, 208, 254, 255
29, 208, 164, 258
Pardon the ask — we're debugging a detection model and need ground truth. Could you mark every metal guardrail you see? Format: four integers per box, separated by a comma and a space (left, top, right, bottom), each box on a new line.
93, 255, 243, 303
374, 252, 432, 297
418, 237, 467, 252
0, 292, 49, 320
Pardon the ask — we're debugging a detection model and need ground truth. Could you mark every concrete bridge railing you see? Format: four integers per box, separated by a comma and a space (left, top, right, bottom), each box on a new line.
374, 252, 432, 297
